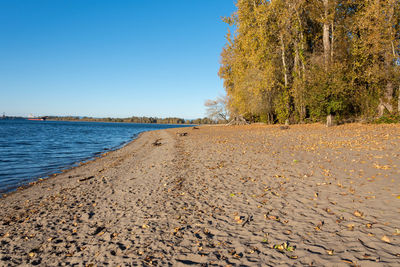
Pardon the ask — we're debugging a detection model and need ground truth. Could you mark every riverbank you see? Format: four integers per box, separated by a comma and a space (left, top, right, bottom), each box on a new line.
1, 124, 399, 265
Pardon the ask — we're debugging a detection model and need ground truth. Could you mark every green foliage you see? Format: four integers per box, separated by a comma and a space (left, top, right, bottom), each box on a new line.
274, 90, 290, 124
373, 115, 400, 124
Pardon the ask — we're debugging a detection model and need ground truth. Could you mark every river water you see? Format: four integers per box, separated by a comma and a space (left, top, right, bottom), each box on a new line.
0, 120, 188, 193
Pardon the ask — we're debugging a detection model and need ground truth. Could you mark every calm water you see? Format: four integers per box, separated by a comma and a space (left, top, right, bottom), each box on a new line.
0, 120, 188, 194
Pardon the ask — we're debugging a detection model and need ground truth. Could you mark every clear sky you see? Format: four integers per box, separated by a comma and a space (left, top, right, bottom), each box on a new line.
0, 0, 236, 119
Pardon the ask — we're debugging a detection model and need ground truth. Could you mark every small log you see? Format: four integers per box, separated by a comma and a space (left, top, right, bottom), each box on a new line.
177, 132, 188, 137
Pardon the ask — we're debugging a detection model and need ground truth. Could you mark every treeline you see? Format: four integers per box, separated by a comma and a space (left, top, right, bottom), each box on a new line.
47, 116, 218, 125
219, 0, 400, 123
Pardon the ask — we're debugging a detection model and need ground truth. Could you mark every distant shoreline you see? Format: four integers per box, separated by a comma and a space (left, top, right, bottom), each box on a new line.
46, 118, 195, 125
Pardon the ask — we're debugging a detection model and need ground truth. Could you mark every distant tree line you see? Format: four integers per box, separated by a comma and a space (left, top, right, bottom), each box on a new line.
219, 0, 400, 124
47, 116, 221, 125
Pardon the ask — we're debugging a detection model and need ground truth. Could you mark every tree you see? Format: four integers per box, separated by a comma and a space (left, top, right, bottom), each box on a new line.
219, 0, 400, 123
205, 95, 229, 122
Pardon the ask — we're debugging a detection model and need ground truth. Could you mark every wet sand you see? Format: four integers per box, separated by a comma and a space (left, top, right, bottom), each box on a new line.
1, 124, 400, 266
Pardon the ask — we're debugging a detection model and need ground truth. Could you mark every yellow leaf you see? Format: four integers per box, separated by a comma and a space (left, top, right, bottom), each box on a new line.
354, 210, 363, 217
381, 235, 391, 243
234, 216, 243, 224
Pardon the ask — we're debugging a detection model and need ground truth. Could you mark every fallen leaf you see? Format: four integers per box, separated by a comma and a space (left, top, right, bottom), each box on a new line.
374, 164, 390, 170
381, 235, 391, 243
284, 230, 292, 235
271, 191, 280, 196
324, 208, 335, 215
234, 216, 244, 224
315, 221, 324, 231
264, 214, 280, 221
274, 242, 295, 252
336, 216, 345, 223
354, 210, 363, 217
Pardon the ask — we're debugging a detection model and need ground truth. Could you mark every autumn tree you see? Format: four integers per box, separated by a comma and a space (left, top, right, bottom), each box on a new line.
219, 0, 400, 123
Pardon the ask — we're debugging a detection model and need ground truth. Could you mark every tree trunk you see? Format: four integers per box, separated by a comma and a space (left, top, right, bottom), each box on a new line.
294, 42, 299, 75
398, 86, 400, 113
384, 82, 394, 113
323, 0, 330, 70
280, 34, 288, 89
326, 114, 333, 127
280, 33, 292, 120
330, 21, 334, 62
378, 82, 394, 117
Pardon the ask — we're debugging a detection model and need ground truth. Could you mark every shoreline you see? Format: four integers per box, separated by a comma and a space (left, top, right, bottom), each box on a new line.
0, 130, 147, 197
0, 120, 193, 197
0, 130, 149, 198
1, 124, 399, 265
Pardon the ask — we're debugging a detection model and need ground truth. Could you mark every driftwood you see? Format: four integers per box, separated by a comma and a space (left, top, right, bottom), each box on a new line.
226, 116, 248, 126
152, 139, 162, 146
79, 176, 95, 182
192, 126, 199, 130
280, 119, 290, 130
176, 132, 188, 137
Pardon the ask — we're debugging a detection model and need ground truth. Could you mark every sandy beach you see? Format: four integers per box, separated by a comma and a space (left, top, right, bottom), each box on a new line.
1, 124, 400, 266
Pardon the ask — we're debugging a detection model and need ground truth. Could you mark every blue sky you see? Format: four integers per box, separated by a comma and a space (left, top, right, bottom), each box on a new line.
0, 0, 236, 119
